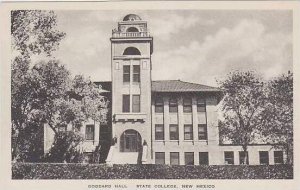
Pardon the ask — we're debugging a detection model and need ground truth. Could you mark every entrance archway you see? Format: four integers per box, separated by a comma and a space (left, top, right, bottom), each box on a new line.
120, 129, 142, 152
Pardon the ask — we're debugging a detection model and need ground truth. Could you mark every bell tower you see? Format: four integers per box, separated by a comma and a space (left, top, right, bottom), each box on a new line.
109, 14, 153, 164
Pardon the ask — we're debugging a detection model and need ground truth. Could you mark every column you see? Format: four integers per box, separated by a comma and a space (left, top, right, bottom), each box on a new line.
192, 96, 198, 142
178, 96, 184, 143
163, 96, 170, 141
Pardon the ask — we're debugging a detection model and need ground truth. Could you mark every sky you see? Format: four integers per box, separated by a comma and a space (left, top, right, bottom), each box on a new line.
46, 10, 292, 87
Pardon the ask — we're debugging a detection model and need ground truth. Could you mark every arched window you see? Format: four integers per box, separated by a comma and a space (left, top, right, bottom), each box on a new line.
123, 47, 141, 55
120, 129, 142, 152
126, 27, 139, 32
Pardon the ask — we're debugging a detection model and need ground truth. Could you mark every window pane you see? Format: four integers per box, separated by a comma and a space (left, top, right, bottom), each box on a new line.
123, 65, 130, 82
183, 98, 192, 113
155, 97, 164, 113
132, 95, 140, 112
155, 152, 165, 164
259, 151, 269, 165
85, 125, 94, 140
198, 124, 207, 140
274, 151, 284, 164
184, 125, 193, 140
133, 65, 140, 82
155, 124, 164, 140
185, 152, 194, 165
170, 152, 179, 165
239, 151, 249, 165
199, 152, 209, 165
122, 95, 130, 112
169, 98, 178, 113
224, 151, 234, 165
170, 125, 179, 140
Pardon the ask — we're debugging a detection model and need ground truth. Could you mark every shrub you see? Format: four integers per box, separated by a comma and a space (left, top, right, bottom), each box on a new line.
12, 162, 293, 179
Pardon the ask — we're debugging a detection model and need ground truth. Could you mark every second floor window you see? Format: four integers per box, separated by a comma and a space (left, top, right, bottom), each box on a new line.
123, 65, 130, 83
155, 124, 164, 140
183, 98, 192, 113
132, 95, 140, 112
122, 95, 130, 112
170, 124, 179, 140
155, 97, 164, 113
133, 65, 140, 82
169, 97, 178, 113
85, 125, 94, 140
198, 124, 207, 140
184, 125, 193, 140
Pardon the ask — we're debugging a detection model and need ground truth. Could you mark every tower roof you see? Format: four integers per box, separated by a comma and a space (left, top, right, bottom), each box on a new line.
123, 14, 142, 21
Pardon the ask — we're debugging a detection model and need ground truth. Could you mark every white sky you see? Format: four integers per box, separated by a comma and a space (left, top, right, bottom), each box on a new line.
45, 10, 292, 87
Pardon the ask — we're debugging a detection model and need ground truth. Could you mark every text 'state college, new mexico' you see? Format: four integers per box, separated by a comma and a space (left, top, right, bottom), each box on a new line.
44, 14, 286, 166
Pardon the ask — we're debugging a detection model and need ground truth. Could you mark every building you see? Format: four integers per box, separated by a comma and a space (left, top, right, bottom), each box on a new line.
44, 14, 286, 165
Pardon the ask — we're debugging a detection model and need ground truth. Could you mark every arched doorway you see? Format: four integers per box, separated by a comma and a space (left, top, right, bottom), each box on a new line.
120, 129, 142, 152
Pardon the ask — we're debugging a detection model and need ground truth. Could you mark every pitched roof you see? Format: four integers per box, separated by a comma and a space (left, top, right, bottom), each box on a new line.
152, 80, 221, 93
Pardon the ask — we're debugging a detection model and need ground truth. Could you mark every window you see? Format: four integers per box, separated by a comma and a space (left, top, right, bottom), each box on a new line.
169, 98, 178, 113
123, 47, 141, 55
122, 95, 130, 112
132, 95, 140, 112
133, 65, 140, 82
155, 124, 164, 140
169, 124, 179, 140
184, 125, 193, 140
274, 151, 284, 164
85, 125, 94, 140
185, 152, 194, 165
170, 152, 179, 165
197, 98, 206, 112
259, 151, 269, 165
155, 152, 165, 164
183, 98, 192, 113
199, 152, 209, 165
155, 97, 164, 113
239, 151, 249, 165
198, 124, 207, 140
123, 65, 130, 82
127, 27, 139, 32
224, 151, 234, 165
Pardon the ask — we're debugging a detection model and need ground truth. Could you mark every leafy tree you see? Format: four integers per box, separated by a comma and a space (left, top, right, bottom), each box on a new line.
218, 71, 267, 164
260, 72, 293, 164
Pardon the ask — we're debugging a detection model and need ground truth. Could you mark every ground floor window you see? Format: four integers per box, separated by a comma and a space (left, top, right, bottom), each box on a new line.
259, 151, 269, 165
155, 152, 165, 164
170, 152, 179, 165
199, 152, 209, 165
224, 151, 234, 165
274, 151, 284, 164
185, 152, 194, 165
239, 151, 249, 165
85, 125, 95, 140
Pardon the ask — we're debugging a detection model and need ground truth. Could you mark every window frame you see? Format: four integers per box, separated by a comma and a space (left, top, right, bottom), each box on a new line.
169, 124, 179, 140
122, 94, 130, 113
198, 124, 207, 140
184, 152, 194, 165
197, 98, 206, 112
155, 97, 164, 113
85, 125, 95, 140
155, 124, 164, 140
224, 151, 234, 165
132, 94, 140, 113
259, 151, 269, 165
274, 151, 284, 164
170, 152, 180, 165
184, 124, 193, 140
183, 97, 192, 113
133, 65, 140, 83
169, 97, 178, 113
155, 152, 165, 164
199, 152, 209, 165
123, 65, 130, 83
239, 151, 249, 165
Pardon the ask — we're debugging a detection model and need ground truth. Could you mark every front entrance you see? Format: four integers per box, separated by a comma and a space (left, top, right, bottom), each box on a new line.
120, 129, 142, 152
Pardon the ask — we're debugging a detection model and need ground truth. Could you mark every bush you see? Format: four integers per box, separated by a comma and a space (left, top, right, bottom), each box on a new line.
12, 162, 293, 179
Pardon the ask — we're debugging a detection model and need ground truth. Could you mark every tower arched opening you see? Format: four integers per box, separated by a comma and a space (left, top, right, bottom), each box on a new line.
123, 47, 141, 55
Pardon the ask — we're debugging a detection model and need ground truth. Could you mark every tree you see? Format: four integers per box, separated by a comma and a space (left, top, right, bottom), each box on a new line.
11, 10, 65, 161
218, 71, 267, 164
260, 72, 293, 164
